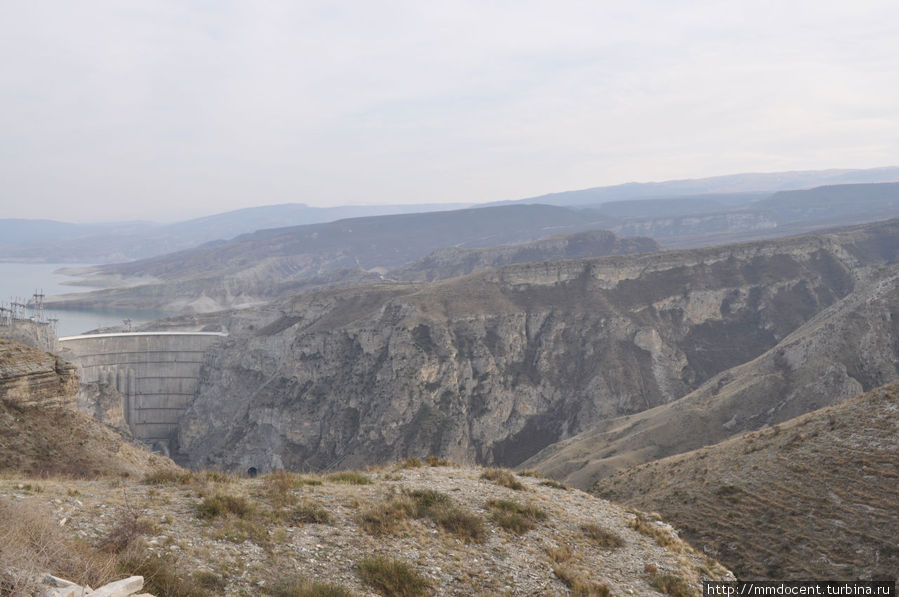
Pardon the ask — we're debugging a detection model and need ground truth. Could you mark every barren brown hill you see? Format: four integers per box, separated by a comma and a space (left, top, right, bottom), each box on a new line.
0, 338, 177, 478
592, 383, 899, 580
1, 462, 732, 596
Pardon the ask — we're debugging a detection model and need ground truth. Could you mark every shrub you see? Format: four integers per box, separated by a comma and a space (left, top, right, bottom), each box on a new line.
553, 563, 612, 597
480, 468, 524, 490
196, 493, 254, 519
396, 457, 423, 469
424, 456, 454, 467
143, 470, 197, 485
288, 501, 334, 525
649, 570, 694, 597
97, 502, 158, 554
360, 490, 485, 543
486, 499, 546, 534
118, 545, 213, 597
359, 497, 415, 536
357, 555, 432, 597
581, 523, 624, 549
327, 471, 373, 485
264, 470, 299, 507
629, 514, 679, 550
518, 470, 543, 478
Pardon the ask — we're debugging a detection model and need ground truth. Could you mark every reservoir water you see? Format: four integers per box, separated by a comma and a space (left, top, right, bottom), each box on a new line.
0, 262, 168, 337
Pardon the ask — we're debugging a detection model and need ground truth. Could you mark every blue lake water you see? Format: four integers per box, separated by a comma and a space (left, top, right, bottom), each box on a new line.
0, 262, 168, 337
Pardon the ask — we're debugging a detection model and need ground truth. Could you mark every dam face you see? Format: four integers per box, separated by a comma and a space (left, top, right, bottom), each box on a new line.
58, 332, 226, 452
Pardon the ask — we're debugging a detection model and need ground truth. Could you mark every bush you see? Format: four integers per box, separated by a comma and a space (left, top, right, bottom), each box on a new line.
360, 490, 485, 543
581, 523, 624, 549
196, 493, 254, 519
480, 468, 524, 490
288, 501, 334, 525
486, 499, 546, 534
553, 563, 612, 597
356, 555, 432, 597
327, 471, 373, 485
629, 514, 679, 550
649, 570, 694, 597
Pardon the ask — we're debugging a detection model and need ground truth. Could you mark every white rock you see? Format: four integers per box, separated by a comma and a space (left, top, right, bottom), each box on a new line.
87, 576, 144, 597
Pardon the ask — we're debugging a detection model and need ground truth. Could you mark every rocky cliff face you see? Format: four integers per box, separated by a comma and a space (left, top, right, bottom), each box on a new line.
0, 338, 178, 477
175, 219, 899, 474
0, 338, 77, 409
522, 263, 899, 488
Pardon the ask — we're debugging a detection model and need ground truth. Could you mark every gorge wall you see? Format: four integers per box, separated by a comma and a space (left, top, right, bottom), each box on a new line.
174, 219, 898, 474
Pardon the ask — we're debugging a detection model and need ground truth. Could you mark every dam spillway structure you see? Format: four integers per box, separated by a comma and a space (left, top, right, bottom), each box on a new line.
58, 331, 227, 454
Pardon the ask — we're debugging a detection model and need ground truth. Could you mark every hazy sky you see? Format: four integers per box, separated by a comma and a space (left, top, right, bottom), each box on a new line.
2, 1, 898, 222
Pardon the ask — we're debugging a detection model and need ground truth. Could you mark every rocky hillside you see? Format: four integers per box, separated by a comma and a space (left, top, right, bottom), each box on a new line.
394, 230, 660, 282
173, 219, 898, 474
521, 254, 899, 489
0, 462, 731, 596
592, 383, 899, 580
0, 338, 177, 478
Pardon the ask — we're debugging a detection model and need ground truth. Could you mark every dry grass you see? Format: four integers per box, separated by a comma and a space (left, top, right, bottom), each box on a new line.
327, 471, 373, 485
629, 514, 680, 550
0, 496, 212, 597
480, 468, 524, 491
356, 555, 432, 597
286, 500, 334, 525
265, 577, 355, 597
648, 569, 694, 597
196, 493, 255, 519
580, 523, 624, 549
486, 498, 546, 535
360, 489, 485, 543
552, 563, 612, 597
594, 383, 899, 580
0, 498, 117, 594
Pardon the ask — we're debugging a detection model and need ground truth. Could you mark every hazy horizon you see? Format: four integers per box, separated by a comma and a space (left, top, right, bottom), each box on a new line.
2, 2, 898, 223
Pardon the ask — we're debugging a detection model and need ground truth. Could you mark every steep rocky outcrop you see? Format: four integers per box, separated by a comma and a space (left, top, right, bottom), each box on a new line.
0, 338, 177, 478
175, 219, 898, 474
0, 339, 77, 409
522, 263, 899, 489
592, 383, 899, 580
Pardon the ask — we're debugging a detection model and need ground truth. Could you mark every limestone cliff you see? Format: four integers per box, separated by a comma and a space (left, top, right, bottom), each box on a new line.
0, 338, 177, 477
522, 264, 899, 488
175, 219, 898, 474
0, 338, 76, 409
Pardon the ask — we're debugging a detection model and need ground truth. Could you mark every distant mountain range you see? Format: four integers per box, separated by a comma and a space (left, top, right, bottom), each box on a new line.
2, 166, 897, 264
496, 165, 899, 207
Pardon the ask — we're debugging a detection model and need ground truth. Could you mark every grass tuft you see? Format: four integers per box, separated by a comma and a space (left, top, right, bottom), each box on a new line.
327, 471, 373, 485
480, 468, 524, 490
553, 563, 613, 597
196, 493, 254, 519
581, 523, 625, 549
486, 498, 546, 535
629, 514, 680, 550
357, 555, 432, 597
287, 501, 334, 525
359, 489, 484, 542
649, 570, 695, 597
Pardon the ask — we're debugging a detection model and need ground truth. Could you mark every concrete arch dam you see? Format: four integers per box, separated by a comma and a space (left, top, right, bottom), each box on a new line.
58, 332, 227, 451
